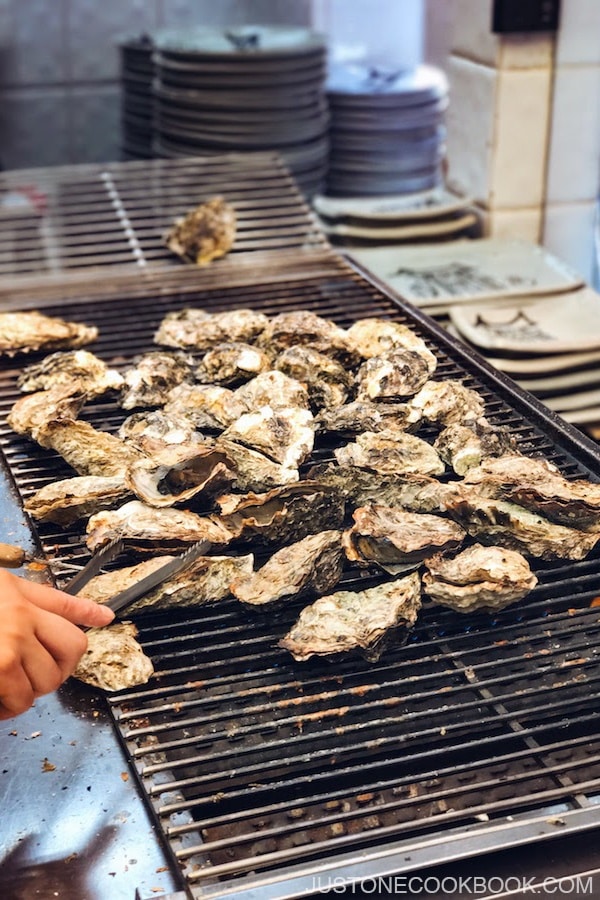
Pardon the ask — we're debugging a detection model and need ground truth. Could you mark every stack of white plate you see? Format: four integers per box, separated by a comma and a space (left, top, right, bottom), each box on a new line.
152, 25, 329, 198
120, 35, 155, 160
325, 63, 448, 198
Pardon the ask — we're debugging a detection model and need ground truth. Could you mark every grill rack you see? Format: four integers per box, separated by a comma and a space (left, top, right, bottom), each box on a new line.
0, 257, 600, 899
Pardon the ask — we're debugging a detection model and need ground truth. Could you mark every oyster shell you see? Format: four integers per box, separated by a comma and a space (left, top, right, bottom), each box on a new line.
257, 310, 353, 362
223, 404, 314, 468
230, 531, 344, 607
24, 474, 132, 525
0, 310, 97, 355
317, 400, 418, 435
86, 500, 234, 553
346, 318, 437, 374
275, 346, 353, 411
155, 307, 268, 350
126, 442, 234, 508
35, 419, 145, 476
79, 552, 254, 614
334, 429, 445, 476
17, 349, 124, 397
232, 370, 310, 415
195, 342, 271, 385
215, 438, 299, 491
356, 349, 431, 402
423, 544, 538, 613
434, 419, 516, 476
343, 505, 465, 568
165, 196, 236, 266
72, 622, 153, 691
279, 571, 421, 662
7, 384, 87, 439
408, 379, 485, 427
120, 351, 193, 410
118, 409, 201, 454
164, 383, 238, 430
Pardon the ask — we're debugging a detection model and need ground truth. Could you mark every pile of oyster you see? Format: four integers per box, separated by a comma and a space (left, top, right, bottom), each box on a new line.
8, 308, 600, 688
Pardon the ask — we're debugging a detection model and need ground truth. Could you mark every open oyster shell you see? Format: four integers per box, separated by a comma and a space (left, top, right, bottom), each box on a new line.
0, 310, 97, 355
334, 429, 445, 476
126, 442, 234, 508
223, 404, 315, 469
345, 318, 437, 375
164, 196, 236, 266
24, 474, 132, 525
120, 351, 193, 410
17, 349, 124, 397
155, 307, 268, 350
72, 622, 153, 692
195, 342, 271, 385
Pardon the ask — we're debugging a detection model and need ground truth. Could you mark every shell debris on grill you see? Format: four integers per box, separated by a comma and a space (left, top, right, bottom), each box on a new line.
164, 196, 237, 266
24, 474, 132, 525
120, 351, 194, 410
17, 349, 124, 397
73, 622, 154, 691
195, 342, 271, 385
0, 310, 97, 355
155, 308, 268, 350
334, 429, 445, 476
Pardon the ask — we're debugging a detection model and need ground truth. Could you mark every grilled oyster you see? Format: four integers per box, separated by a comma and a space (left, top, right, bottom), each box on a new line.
24, 474, 132, 525
86, 500, 234, 553
231, 531, 344, 607
126, 442, 234, 508
344, 505, 465, 568
17, 350, 124, 398
215, 438, 299, 491
275, 346, 353, 411
0, 310, 97, 355
223, 405, 314, 469
7, 384, 86, 439
408, 379, 485, 427
164, 383, 238, 430
232, 370, 310, 415
72, 622, 153, 691
120, 351, 193, 410
423, 544, 538, 613
334, 429, 445, 476
279, 571, 421, 662
346, 318, 437, 374
257, 310, 353, 362
462, 454, 600, 531
155, 307, 268, 350
34, 419, 144, 477
356, 349, 431, 402
79, 552, 254, 614
195, 342, 271, 385
317, 400, 418, 435
434, 419, 516, 476
165, 196, 236, 266
118, 410, 201, 454
447, 496, 600, 561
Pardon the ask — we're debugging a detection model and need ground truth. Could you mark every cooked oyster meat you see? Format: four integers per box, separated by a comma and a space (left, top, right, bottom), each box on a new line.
447, 496, 600, 560
155, 307, 268, 350
346, 318, 437, 375
232, 370, 310, 416
257, 310, 353, 362
423, 543, 538, 613
24, 474, 132, 525
195, 342, 271, 385
118, 410, 201, 454
0, 310, 97, 355
165, 196, 236, 266
223, 405, 314, 468
215, 437, 299, 491
334, 429, 445, 476
231, 531, 344, 607
164, 383, 238, 430
409, 379, 485, 427
35, 419, 145, 477
7, 384, 86, 439
80, 552, 254, 614
72, 622, 154, 691
120, 351, 193, 410
17, 349, 124, 397
317, 400, 418, 435
86, 500, 234, 553
279, 571, 421, 662
126, 442, 234, 507
434, 419, 516, 476
344, 505, 465, 567
275, 346, 353, 411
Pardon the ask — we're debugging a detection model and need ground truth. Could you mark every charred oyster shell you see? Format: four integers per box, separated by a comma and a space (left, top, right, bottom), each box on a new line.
195, 342, 271, 385
17, 349, 124, 397
278, 571, 421, 662
334, 429, 445, 476
408, 379, 485, 427
7, 384, 87, 439
0, 310, 97, 355
434, 419, 516, 476
275, 346, 353, 411
155, 307, 268, 350
346, 318, 437, 374
72, 622, 153, 691
165, 196, 236, 266
356, 349, 431, 402
120, 351, 193, 410
126, 442, 234, 508
35, 419, 145, 476
24, 474, 132, 525
223, 405, 315, 469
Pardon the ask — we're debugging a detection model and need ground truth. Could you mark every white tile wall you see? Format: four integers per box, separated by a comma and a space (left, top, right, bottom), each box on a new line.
556, 0, 600, 67
544, 200, 597, 284
476, 204, 543, 243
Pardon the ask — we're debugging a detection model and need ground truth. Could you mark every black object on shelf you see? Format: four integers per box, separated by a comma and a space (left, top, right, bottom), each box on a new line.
492, 0, 561, 33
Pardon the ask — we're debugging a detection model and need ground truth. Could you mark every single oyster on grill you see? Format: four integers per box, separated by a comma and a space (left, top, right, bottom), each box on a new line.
7, 384, 87, 439
223, 405, 314, 468
446, 496, 600, 561
275, 346, 353, 411
230, 531, 344, 607
35, 419, 145, 476
17, 350, 124, 398
317, 399, 418, 435
120, 351, 193, 410
72, 622, 153, 691
356, 349, 431, 402
164, 383, 238, 430
334, 429, 445, 476
24, 474, 132, 525
462, 454, 600, 531
257, 310, 353, 362
0, 310, 97, 355
79, 552, 254, 614
434, 419, 517, 476
216, 482, 345, 548
165, 196, 236, 266
118, 409, 201, 454
86, 500, 234, 553
232, 370, 310, 415
155, 307, 268, 350
126, 442, 234, 508
408, 379, 485, 427
215, 438, 299, 491
279, 571, 421, 662
423, 544, 538, 613
195, 341, 271, 385
346, 318, 437, 375
344, 505, 465, 570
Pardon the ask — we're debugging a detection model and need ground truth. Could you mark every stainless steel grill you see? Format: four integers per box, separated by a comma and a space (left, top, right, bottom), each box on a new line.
1, 256, 600, 900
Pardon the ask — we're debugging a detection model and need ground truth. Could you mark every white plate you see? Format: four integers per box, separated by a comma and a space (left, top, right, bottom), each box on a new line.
450, 287, 600, 355
516, 366, 600, 394
348, 238, 584, 306
542, 386, 600, 414
485, 347, 600, 376
313, 188, 470, 222
318, 211, 478, 241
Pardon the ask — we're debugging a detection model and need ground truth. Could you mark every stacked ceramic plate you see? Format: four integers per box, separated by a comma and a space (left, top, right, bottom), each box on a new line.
325, 63, 448, 198
119, 35, 155, 159
151, 25, 329, 198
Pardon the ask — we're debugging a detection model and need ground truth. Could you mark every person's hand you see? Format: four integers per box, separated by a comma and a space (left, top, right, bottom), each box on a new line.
0, 571, 115, 719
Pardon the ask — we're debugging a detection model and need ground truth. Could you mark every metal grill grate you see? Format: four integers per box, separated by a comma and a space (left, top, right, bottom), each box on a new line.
1, 262, 600, 900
